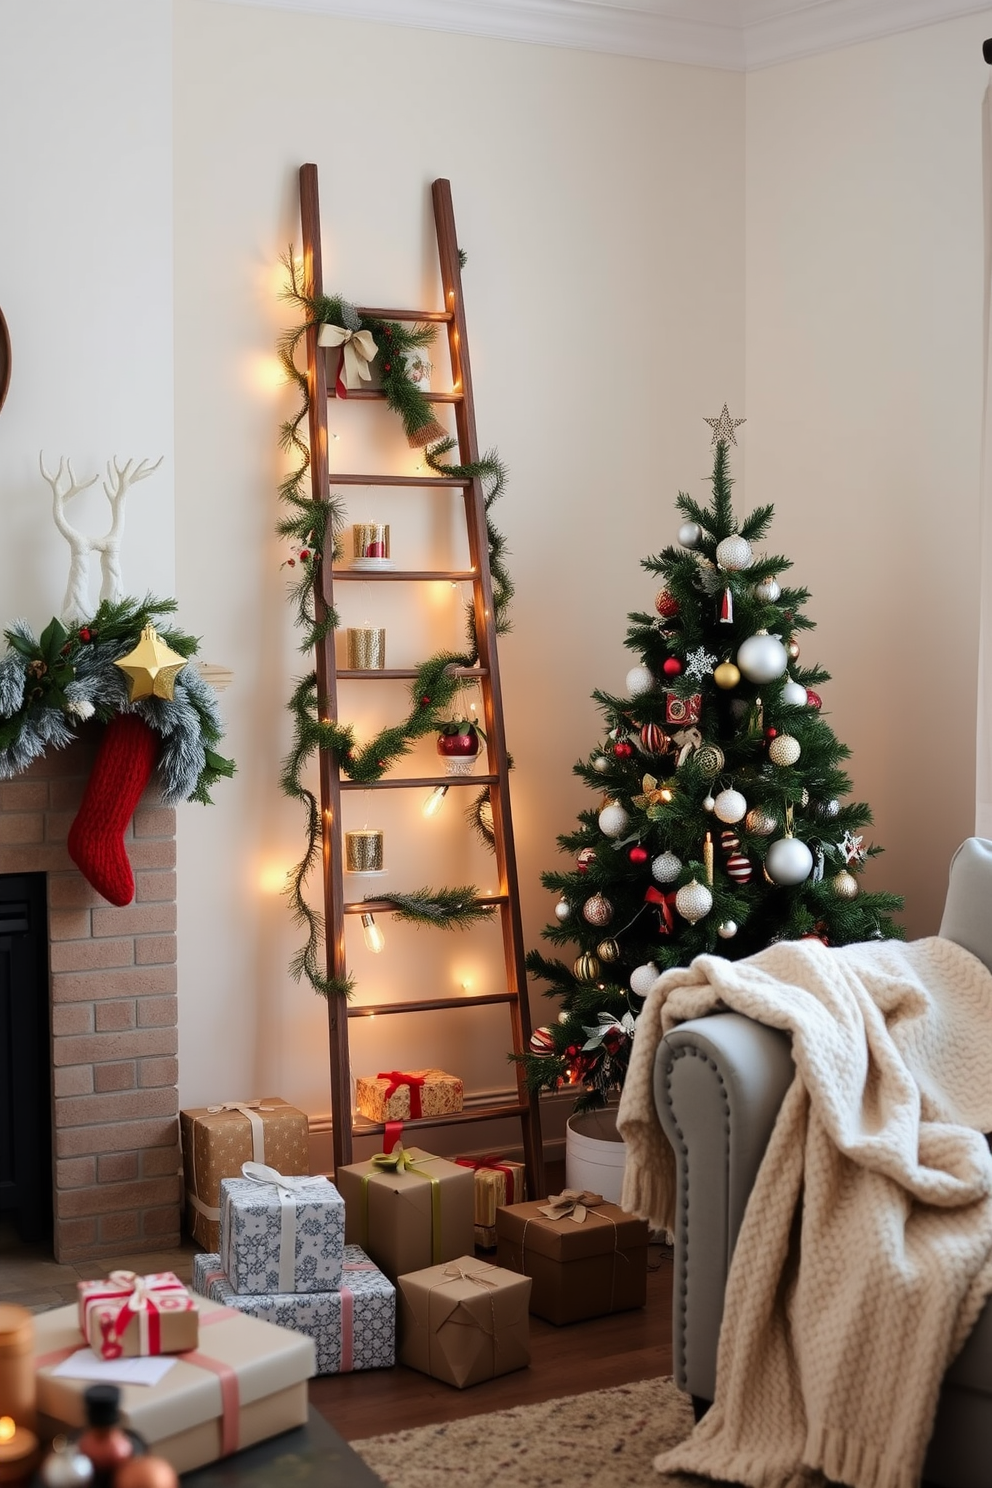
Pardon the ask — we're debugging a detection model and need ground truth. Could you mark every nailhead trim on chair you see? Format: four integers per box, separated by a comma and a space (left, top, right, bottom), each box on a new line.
664, 1043, 731, 1386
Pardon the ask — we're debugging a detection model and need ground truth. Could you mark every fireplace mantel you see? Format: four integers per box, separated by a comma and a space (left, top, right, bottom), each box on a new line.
0, 732, 181, 1262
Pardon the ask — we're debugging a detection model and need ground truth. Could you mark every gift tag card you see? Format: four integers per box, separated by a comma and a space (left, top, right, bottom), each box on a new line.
50, 1348, 178, 1386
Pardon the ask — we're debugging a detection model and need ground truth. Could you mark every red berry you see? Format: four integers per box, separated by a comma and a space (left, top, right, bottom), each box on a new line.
287, 558, 296, 567
662, 658, 682, 678
384, 363, 391, 372
300, 549, 311, 561
79, 627, 92, 643
765, 727, 778, 739
420, 695, 431, 707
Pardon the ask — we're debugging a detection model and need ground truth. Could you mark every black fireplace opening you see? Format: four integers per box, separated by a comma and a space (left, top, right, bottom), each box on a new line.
0, 873, 52, 1244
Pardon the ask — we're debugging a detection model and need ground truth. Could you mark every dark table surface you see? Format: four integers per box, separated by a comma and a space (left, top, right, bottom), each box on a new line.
180, 1409, 385, 1487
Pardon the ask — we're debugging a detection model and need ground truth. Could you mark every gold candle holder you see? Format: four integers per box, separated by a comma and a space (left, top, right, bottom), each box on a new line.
347, 628, 386, 669
353, 523, 390, 560
346, 829, 384, 874
0, 1304, 36, 1431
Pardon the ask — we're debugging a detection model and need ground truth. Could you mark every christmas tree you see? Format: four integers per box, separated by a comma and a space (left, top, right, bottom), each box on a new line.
521, 419, 904, 1111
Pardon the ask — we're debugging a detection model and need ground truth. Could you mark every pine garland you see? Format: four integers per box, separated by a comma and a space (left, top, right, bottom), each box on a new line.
278, 255, 513, 995
0, 595, 235, 803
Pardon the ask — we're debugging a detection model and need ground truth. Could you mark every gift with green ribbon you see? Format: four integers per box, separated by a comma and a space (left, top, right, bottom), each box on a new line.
336, 1145, 476, 1283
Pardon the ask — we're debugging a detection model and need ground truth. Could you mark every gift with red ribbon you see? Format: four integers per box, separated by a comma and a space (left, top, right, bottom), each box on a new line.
355, 1068, 464, 1124
455, 1154, 527, 1249
645, 885, 678, 934
78, 1270, 199, 1360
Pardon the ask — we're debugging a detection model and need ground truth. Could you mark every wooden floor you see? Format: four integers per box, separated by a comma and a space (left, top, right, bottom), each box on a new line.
312, 1243, 675, 1443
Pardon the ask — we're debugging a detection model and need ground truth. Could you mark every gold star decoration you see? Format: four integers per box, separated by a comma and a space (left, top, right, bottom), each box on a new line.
114, 624, 189, 701
704, 404, 746, 446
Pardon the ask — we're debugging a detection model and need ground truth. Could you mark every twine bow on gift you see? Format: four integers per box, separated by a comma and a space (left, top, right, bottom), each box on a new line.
203, 1100, 281, 1169
317, 323, 379, 394
236, 1162, 320, 1293
378, 1070, 426, 1119
537, 1190, 604, 1224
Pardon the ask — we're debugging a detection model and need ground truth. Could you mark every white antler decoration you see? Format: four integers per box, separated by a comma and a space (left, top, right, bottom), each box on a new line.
39, 452, 163, 624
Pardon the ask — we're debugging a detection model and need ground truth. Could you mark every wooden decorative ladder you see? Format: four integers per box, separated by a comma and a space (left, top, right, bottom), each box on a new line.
298, 163, 545, 1200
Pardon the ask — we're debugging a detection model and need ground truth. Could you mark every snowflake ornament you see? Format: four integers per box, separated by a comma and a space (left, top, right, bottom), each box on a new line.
840, 830, 867, 866
685, 647, 718, 682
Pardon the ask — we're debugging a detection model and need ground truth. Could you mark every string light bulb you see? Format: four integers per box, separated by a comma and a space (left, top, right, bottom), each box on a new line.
361, 913, 385, 953
422, 784, 449, 818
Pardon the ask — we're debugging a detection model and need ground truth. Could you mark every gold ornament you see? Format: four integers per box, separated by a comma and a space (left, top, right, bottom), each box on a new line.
694, 743, 725, 778
833, 870, 859, 900
704, 404, 746, 446
713, 661, 741, 690
574, 953, 602, 983
596, 938, 621, 963
768, 734, 801, 767
786, 638, 801, 661
114, 625, 188, 701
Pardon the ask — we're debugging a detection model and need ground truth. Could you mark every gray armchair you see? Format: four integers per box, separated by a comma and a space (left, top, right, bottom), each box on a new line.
654, 837, 992, 1488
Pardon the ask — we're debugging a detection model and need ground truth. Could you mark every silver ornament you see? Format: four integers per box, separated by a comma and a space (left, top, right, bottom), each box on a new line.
714, 788, 747, 824
717, 920, 738, 939
781, 679, 808, 707
582, 892, 614, 927
715, 534, 753, 572
768, 734, 801, 767
629, 962, 660, 996
676, 879, 713, 924
702, 793, 716, 812
651, 850, 682, 883
593, 754, 611, 773
745, 806, 777, 836
626, 664, 655, 697
678, 521, 703, 549
737, 633, 789, 684
833, 869, 859, 900
694, 559, 723, 595
754, 576, 781, 603
554, 899, 571, 922
765, 836, 814, 886
598, 802, 630, 838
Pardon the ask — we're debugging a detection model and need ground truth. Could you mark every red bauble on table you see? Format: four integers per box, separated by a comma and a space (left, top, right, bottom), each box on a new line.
628, 844, 649, 865
662, 657, 683, 679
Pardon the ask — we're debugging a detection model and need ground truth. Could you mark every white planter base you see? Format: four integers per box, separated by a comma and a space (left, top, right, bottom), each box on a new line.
564, 1108, 626, 1205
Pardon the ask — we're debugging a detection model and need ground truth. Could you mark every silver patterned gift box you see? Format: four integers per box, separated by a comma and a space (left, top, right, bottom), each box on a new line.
219, 1166, 345, 1295
192, 1246, 395, 1375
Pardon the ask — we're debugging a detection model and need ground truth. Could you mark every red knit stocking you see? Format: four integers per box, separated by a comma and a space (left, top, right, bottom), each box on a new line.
67, 715, 159, 906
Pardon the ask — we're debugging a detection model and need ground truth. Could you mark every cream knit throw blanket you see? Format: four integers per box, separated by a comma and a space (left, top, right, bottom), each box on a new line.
617, 936, 992, 1488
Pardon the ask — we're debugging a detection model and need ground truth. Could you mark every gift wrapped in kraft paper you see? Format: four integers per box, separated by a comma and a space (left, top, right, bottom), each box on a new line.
455, 1154, 527, 1249
78, 1271, 198, 1360
336, 1145, 475, 1282
355, 1068, 463, 1123
180, 1097, 310, 1252
398, 1256, 531, 1388
34, 1295, 314, 1476
495, 1191, 649, 1326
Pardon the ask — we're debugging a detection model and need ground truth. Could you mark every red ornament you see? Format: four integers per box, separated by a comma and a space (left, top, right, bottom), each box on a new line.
628, 845, 649, 865
720, 831, 740, 854
612, 740, 634, 759
78, 627, 92, 643
654, 589, 679, 619
420, 695, 431, 707
300, 549, 311, 561
529, 1026, 556, 1057
806, 690, 822, 710
726, 853, 753, 885
639, 722, 666, 754
662, 657, 683, 679
384, 362, 392, 372
764, 727, 778, 739
437, 731, 480, 760
576, 847, 597, 873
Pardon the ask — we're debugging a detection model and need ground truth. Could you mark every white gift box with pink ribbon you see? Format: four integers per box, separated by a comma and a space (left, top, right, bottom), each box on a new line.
77, 1270, 198, 1360
192, 1244, 395, 1375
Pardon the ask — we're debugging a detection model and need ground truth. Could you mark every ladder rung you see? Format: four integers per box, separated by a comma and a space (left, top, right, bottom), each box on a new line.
329, 474, 472, 487
357, 307, 453, 323
351, 1100, 530, 1137
345, 895, 509, 914
337, 667, 487, 681
332, 569, 476, 582
340, 774, 498, 791
332, 389, 462, 403
348, 992, 516, 1017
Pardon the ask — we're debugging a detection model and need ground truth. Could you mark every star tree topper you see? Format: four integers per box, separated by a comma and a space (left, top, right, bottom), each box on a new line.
114, 624, 188, 701
705, 404, 746, 446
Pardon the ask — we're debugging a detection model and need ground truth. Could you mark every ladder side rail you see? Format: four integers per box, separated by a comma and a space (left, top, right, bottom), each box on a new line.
299, 163, 353, 1172
431, 179, 545, 1197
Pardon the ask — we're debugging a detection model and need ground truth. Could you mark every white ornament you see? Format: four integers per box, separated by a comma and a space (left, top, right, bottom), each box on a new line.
715, 535, 753, 572
593, 755, 611, 773
702, 793, 716, 812
554, 899, 571, 922
40, 452, 164, 625
717, 920, 738, 939
754, 577, 781, 604
676, 879, 713, 924
737, 633, 789, 685
781, 679, 808, 707
765, 836, 814, 885
694, 559, 722, 595
768, 734, 801, 767
678, 521, 702, 549
714, 788, 747, 824
626, 665, 655, 697
651, 850, 682, 883
629, 962, 660, 996
685, 646, 718, 682
598, 802, 630, 839
558, 1010, 571, 1024
840, 830, 868, 865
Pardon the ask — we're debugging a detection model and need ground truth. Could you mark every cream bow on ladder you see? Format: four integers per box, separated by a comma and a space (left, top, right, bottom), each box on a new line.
316, 323, 378, 391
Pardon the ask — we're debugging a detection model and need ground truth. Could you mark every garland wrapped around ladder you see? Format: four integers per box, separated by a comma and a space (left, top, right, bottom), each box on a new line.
278, 254, 513, 997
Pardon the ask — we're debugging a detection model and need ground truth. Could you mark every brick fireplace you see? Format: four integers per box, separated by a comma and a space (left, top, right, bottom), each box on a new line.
0, 732, 182, 1263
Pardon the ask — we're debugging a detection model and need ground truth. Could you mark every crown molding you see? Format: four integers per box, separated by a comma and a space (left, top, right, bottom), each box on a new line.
207, 0, 992, 71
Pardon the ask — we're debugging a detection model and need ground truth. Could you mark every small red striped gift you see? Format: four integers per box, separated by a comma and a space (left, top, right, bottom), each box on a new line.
78, 1270, 199, 1359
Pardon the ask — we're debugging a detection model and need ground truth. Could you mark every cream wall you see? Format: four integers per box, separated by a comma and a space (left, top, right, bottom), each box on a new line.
745, 11, 992, 939
172, 0, 745, 1116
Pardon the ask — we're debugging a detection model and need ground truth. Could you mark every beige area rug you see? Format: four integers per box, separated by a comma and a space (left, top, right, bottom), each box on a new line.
352, 1375, 697, 1488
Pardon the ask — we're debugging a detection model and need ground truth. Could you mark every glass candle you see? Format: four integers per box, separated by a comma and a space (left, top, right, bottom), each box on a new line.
0, 1417, 40, 1486
352, 523, 389, 560
345, 830, 384, 874
347, 628, 386, 669
0, 1306, 35, 1431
